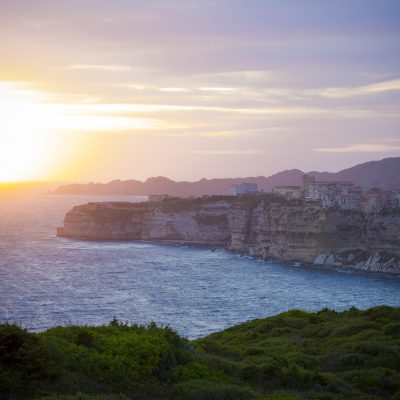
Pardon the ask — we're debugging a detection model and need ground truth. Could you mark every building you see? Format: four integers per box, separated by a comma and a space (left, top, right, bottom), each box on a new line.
272, 186, 302, 200
302, 175, 315, 198
345, 187, 363, 211
321, 181, 355, 208
395, 193, 400, 208
361, 188, 397, 213
309, 181, 330, 200
229, 183, 259, 196
283, 173, 399, 213
334, 190, 363, 211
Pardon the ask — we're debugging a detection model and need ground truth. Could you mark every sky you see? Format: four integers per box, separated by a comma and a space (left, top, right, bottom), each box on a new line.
0, 0, 400, 182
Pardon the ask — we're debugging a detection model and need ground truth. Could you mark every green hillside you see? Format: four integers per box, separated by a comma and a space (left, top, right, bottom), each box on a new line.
1, 307, 399, 400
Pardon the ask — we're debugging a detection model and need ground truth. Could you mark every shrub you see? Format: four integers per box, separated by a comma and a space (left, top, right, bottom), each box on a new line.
35, 395, 129, 400
265, 393, 300, 400
169, 362, 221, 383
172, 379, 254, 400
384, 323, 400, 339
340, 368, 400, 396
2, 307, 400, 399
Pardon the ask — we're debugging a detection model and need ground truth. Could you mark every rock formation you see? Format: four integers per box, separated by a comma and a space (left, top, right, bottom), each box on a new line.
58, 196, 400, 273
57, 199, 231, 245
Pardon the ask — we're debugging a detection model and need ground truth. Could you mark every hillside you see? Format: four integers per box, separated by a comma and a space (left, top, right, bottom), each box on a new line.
49, 170, 304, 197
50, 157, 400, 197
1, 306, 399, 399
309, 157, 400, 189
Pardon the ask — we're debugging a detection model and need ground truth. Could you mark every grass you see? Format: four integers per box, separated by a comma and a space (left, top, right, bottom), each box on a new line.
1, 306, 399, 399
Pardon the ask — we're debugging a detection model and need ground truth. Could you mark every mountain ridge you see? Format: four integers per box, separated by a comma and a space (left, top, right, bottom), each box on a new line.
50, 157, 400, 196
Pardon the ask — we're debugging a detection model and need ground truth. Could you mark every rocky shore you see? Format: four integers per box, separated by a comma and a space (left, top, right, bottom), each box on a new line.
57, 195, 400, 274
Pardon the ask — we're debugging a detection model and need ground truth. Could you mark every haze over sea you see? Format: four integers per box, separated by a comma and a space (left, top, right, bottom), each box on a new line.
0, 193, 399, 338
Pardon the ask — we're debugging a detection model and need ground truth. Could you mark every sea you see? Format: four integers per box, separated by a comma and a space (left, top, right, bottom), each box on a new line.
0, 192, 399, 338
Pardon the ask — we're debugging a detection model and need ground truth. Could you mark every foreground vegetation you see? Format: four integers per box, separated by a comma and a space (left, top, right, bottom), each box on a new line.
1, 306, 399, 400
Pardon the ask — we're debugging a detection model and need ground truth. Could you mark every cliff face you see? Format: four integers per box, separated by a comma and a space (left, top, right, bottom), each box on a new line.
57, 200, 231, 245
230, 202, 326, 261
229, 201, 400, 273
57, 202, 151, 240
58, 197, 400, 273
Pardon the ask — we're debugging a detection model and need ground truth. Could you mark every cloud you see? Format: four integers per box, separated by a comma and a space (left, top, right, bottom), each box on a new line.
159, 87, 190, 92
188, 150, 264, 155
67, 64, 133, 71
120, 84, 149, 90
315, 143, 400, 153
61, 102, 397, 121
189, 70, 275, 85
313, 79, 400, 98
25, 19, 61, 29
199, 126, 287, 137
198, 87, 238, 92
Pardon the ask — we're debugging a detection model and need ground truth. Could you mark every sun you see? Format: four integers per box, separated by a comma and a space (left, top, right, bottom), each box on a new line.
0, 132, 44, 183
0, 83, 54, 182
0, 81, 159, 183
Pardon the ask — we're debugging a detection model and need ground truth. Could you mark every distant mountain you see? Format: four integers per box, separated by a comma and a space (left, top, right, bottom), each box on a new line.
50, 157, 400, 196
308, 157, 400, 189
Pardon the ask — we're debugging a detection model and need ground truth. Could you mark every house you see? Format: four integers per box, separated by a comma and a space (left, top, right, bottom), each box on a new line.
321, 182, 355, 208
309, 181, 330, 200
362, 188, 397, 213
300, 174, 399, 213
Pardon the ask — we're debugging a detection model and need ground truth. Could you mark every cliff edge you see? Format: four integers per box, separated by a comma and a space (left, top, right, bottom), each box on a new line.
58, 195, 400, 273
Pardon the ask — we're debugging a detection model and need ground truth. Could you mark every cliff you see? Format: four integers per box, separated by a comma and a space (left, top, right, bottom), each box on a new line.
58, 196, 400, 273
229, 201, 400, 273
57, 198, 232, 245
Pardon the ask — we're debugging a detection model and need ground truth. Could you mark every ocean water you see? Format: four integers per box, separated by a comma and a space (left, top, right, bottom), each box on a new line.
0, 193, 399, 338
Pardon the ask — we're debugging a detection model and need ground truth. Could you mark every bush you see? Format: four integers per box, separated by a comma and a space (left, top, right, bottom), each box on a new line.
265, 393, 301, 400
172, 379, 254, 400
169, 362, 222, 383
340, 368, 400, 396
0, 323, 59, 395
2, 306, 400, 399
385, 323, 400, 339
36, 395, 129, 400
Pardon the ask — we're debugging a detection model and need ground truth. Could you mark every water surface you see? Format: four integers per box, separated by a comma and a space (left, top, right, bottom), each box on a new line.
0, 193, 399, 338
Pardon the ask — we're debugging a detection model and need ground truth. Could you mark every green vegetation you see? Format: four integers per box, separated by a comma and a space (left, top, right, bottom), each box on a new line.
159, 195, 234, 213
231, 193, 292, 211
158, 193, 291, 213
1, 307, 400, 399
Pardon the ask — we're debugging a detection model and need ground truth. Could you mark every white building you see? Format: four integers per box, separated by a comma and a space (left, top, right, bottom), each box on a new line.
229, 183, 259, 196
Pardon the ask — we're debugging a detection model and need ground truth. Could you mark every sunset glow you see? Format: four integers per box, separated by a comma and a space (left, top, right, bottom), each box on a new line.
0, 83, 54, 182
0, 83, 158, 182
0, 0, 399, 182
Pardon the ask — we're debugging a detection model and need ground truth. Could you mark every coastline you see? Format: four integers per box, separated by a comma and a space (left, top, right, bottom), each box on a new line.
57, 197, 400, 274
59, 233, 400, 277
